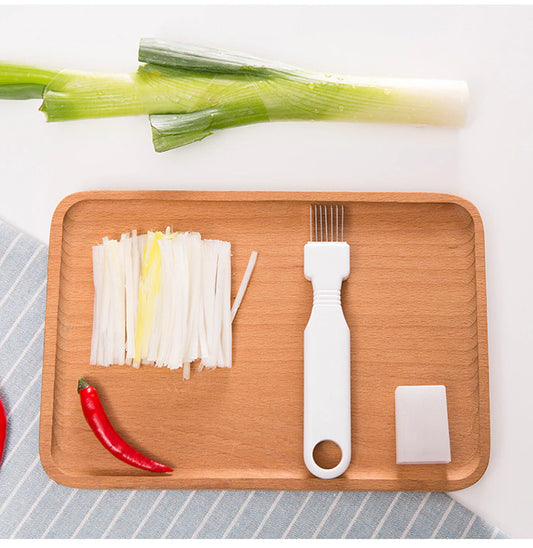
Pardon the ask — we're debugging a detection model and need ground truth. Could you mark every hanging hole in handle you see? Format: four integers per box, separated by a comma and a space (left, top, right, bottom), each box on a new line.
312, 440, 343, 469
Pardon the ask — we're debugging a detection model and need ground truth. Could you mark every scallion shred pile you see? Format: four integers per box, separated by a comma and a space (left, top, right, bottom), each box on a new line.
0, 38, 469, 152
91, 228, 233, 380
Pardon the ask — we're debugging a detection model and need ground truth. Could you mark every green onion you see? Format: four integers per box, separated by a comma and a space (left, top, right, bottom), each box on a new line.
0, 39, 469, 152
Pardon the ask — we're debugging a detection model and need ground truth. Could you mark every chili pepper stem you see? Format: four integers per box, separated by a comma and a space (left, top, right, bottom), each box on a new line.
78, 378, 90, 392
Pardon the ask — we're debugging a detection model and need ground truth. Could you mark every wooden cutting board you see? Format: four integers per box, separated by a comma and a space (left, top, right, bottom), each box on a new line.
39, 191, 489, 490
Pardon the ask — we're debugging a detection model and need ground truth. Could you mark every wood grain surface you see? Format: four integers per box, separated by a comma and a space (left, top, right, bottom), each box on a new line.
39, 191, 489, 490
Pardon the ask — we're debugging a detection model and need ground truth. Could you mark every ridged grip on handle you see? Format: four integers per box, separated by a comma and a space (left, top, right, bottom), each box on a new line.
304, 242, 351, 479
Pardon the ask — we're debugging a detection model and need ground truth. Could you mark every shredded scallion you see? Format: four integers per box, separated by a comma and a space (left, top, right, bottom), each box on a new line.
90, 228, 245, 379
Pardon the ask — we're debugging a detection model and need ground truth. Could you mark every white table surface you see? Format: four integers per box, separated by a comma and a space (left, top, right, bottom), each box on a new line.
1, 4, 531, 539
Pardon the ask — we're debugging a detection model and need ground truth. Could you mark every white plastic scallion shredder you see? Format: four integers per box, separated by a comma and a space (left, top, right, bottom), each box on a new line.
303, 204, 351, 479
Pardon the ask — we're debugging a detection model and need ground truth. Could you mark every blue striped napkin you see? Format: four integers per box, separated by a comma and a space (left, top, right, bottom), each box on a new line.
0, 219, 507, 539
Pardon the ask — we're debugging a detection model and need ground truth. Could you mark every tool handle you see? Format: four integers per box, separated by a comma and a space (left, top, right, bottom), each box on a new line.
304, 291, 351, 479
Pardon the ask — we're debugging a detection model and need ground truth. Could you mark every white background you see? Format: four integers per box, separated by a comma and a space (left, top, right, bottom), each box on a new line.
0, 4, 532, 539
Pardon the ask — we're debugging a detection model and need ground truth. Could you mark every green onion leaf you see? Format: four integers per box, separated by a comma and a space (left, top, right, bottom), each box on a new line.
138, 37, 296, 78
0, 61, 58, 99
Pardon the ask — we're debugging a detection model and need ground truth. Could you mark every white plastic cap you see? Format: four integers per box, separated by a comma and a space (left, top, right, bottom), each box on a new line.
395, 385, 451, 465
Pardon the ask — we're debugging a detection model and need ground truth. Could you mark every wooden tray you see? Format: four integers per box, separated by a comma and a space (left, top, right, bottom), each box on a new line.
40, 191, 489, 491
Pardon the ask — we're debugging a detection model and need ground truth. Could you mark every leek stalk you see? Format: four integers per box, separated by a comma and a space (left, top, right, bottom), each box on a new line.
0, 39, 468, 152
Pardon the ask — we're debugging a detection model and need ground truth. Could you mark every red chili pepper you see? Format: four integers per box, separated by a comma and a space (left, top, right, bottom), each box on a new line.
77, 378, 172, 473
0, 395, 6, 467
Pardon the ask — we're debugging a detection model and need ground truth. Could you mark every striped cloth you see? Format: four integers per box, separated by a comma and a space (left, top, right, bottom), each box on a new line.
0, 219, 507, 539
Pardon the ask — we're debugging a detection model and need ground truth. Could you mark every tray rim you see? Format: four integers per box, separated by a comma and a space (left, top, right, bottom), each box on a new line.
39, 190, 490, 491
